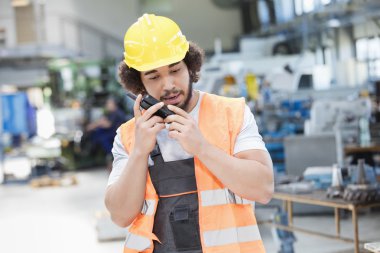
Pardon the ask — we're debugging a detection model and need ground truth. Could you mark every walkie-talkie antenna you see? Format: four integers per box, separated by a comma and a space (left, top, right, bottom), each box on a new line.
126, 92, 138, 101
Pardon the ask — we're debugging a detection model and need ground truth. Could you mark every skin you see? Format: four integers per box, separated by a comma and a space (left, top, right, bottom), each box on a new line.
86, 99, 118, 131
105, 60, 274, 227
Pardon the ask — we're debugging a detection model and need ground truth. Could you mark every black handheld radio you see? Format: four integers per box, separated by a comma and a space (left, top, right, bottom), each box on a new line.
126, 92, 175, 119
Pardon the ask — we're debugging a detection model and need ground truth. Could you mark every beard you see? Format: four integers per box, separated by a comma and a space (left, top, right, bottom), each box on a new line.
160, 81, 193, 111
180, 81, 193, 111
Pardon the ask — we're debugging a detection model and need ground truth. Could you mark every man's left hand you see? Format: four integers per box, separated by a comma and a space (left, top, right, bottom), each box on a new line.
164, 105, 207, 156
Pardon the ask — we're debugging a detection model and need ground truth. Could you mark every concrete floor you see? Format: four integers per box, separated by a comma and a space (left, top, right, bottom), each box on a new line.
1, 168, 379, 253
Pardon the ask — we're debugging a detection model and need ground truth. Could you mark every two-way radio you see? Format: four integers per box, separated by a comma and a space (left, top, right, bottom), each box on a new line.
126, 92, 175, 119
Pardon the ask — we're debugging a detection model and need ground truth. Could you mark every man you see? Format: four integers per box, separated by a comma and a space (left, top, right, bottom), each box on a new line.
105, 14, 274, 253
85, 97, 126, 155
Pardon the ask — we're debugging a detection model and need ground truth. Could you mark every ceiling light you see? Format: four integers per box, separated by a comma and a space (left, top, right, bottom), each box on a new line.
12, 0, 30, 7
327, 19, 341, 28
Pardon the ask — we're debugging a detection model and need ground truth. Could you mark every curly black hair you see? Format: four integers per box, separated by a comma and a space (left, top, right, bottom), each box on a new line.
118, 41, 204, 94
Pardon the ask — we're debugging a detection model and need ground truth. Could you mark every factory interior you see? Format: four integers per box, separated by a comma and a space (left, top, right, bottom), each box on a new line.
1, 0, 380, 252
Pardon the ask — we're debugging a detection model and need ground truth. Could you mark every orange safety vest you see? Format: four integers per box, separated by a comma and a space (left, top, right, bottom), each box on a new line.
119, 93, 265, 253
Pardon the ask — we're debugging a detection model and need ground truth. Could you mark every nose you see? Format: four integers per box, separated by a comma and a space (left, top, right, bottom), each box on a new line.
162, 75, 175, 91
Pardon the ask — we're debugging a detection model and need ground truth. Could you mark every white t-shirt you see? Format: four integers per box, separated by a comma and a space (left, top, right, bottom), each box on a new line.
108, 91, 267, 186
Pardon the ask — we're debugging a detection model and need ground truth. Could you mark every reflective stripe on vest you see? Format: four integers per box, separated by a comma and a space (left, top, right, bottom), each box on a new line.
203, 225, 262, 247
124, 229, 151, 251
141, 199, 156, 216
120, 93, 266, 253
201, 188, 254, 206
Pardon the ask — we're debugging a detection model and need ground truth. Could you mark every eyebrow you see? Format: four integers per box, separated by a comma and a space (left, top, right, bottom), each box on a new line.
169, 62, 181, 68
143, 62, 181, 76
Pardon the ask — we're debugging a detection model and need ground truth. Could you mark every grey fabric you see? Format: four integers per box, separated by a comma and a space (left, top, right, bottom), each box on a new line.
149, 155, 197, 196
149, 145, 202, 253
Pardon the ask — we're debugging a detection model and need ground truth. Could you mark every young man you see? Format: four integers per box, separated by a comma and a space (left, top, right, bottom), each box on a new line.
105, 14, 274, 253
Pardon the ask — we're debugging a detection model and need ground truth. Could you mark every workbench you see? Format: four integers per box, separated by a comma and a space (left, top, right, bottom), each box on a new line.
271, 191, 380, 253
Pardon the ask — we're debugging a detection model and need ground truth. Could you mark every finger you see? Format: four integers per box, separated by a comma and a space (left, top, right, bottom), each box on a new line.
145, 116, 164, 127
167, 105, 191, 119
133, 94, 143, 118
168, 122, 185, 133
168, 129, 181, 139
151, 122, 166, 133
141, 101, 165, 121
164, 114, 188, 125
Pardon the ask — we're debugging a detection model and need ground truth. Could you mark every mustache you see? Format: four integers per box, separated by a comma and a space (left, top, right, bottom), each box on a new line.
160, 89, 185, 99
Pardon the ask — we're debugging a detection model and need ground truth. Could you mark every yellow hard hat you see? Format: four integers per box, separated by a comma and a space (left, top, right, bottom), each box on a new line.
123, 14, 189, 71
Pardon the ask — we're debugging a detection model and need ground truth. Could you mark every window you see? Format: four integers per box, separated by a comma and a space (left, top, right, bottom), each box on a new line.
295, 0, 304, 15
369, 60, 380, 79
294, 0, 331, 16
274, 0, 295, 23
295, 0, 316, 15
303, 0, 315, 13
356, 38, 368, 61
356, 37, 380, 79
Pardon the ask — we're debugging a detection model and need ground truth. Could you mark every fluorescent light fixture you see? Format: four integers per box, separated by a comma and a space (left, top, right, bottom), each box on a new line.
327, 18, 341, 28
12, 0, 30, 7
321, 0, 331, 5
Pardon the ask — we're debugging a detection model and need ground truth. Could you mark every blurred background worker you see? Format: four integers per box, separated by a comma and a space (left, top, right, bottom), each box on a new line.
84, 97, 126, 159
105, 14, 274, 253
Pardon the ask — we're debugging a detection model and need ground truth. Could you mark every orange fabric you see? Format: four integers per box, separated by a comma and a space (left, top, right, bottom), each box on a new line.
120, 119, 135, 152
198, 94, 245, 156
120, 120, 159, 253
119, 93, 265, 253
195, 94, 263, 253
120, 121, 157, 199
195, 94, 245, 190
123, 247, 137, 253
206, 241, 266, 253
123, 247, 154, 253
194, 158, 224, 190
201, 204, 257, 231
129, 214, 155, 237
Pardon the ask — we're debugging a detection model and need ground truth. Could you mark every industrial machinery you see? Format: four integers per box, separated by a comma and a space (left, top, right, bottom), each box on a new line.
46, 58, 132, 169
305, 97, 371, 166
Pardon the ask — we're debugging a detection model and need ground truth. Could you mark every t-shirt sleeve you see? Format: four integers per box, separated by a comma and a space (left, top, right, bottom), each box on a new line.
107, 128, 129, 186
233, 105, 267, 154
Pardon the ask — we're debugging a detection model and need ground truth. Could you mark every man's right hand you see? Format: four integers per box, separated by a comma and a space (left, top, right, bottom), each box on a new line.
133, 94, 165, 155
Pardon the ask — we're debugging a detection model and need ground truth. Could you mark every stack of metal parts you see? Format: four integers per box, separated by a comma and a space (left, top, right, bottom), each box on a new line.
342, 184, 379, 203
342, 159, 380, 203
327, 159, 380, 204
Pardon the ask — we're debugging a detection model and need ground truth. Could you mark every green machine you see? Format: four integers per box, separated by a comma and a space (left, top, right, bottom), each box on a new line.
46, 58, 132, 170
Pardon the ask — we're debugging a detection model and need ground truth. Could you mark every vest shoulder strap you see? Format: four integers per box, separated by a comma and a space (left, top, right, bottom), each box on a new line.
120, 118, 135, 153
200, 93, 246, 154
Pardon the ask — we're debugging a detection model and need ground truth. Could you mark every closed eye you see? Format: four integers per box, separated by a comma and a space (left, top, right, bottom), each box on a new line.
149, 75, 160, 80
170, 68, 181, 74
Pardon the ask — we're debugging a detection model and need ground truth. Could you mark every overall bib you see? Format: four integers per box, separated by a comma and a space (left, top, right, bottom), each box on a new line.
149, 144, 202, 253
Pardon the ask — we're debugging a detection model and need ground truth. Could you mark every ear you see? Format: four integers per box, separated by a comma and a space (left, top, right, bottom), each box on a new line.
140, 87, 147, 96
